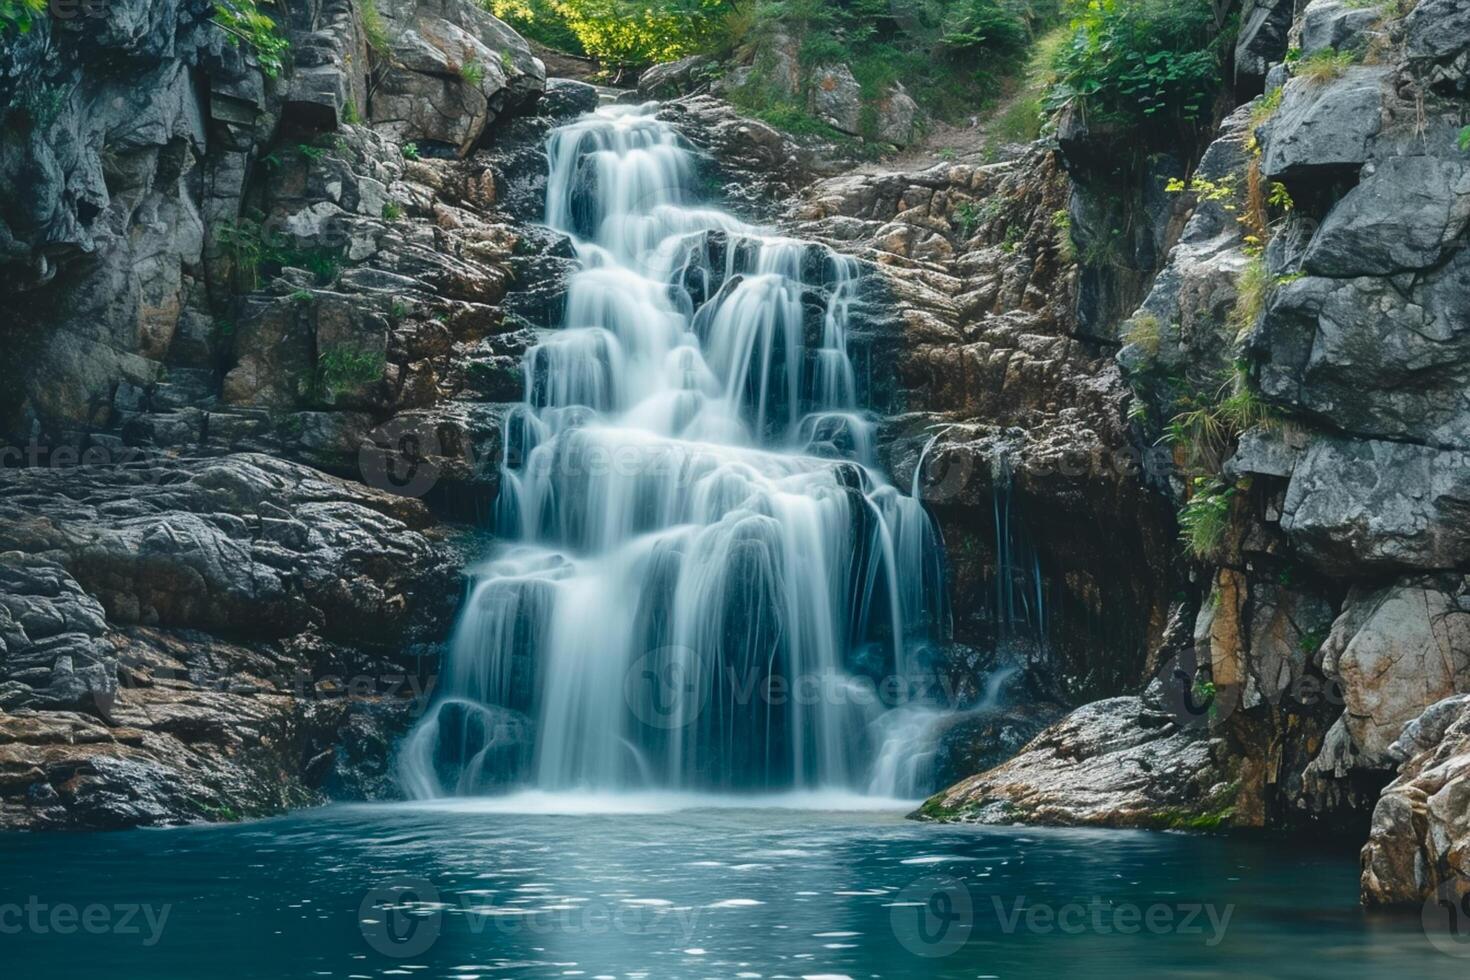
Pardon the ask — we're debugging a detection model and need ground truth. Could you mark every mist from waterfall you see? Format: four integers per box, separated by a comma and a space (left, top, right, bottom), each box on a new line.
402, 104, 949, 800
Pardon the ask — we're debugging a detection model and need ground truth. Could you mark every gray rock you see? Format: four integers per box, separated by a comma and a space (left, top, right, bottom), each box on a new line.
809, 64, 863, 135
1280, 437, 1470, 573
1255, 251, 1470, 448
540, 78, 601, 118
636, 54, 715, 100
1405, 0, 1470, 65
1361, 692, 1470, 906
875, 84, 922, 147
1304, 155, 1470, 275
1301, 0, 1386, 57
1236, 0, 1298, 90
370, 0, 545, 155
1260, 68, 1389, 180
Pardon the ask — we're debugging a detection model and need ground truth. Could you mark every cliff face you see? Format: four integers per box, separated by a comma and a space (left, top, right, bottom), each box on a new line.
0, 0, 570, 827
918, 0, 1470, 908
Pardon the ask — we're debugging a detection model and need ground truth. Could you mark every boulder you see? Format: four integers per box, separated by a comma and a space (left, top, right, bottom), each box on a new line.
1300, 0, 1386, 57
370, 0, 546, 155
1361, 694, 1470, 906
1280, 438, 1470, 573
1255, 251, 1470, 449
637, 54, 716, 100
809, 64, 863, 135
875, 84, 922, 147
1236, 0, 1298, 91
1312, 578, 1470, 771
1260, 68, 1389, 181
1303, 155, 1470, 276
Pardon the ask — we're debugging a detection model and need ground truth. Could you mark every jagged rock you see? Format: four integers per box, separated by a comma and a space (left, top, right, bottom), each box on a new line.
637, 55, 716, 100
370, 0, 546, 155
1237, 0, 1298, 91
1405, 0, 1470, 94
1280, 437, 1470, 573
540, 77, 602, 118
915, 697, 1232, 827
284, 0, 370, 128
1310, 577, 1470, 771
874, 84, 922, 147
1361, 694, 1470, 905
1255, 249, 1470, 449
1260, 68, 1389, 180
1300, 0, 1386, 57
0, 453, 459, 642
1303, 155, 1470, 275
809, 64, 863, 135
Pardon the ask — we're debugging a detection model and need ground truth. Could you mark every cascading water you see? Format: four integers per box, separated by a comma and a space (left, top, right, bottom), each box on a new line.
402, 104, 948, 799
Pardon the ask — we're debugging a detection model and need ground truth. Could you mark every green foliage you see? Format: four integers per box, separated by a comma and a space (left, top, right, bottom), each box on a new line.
1248, 85, 1284, 130
290, 288, 314, 303
297, 142, 326, 162
1298, 47, 1357, 83
0, 0, 46, 35
496, 0, 728, 67
1459, 125, 1470, 152
1231, 254, 1270, 338
1178, 477, 1234, 560
1047, 0, 1228, 135
954, 201, 982, 239
382, 201, 404, 221
401, 141, 420, 161
214, 0, 291, 78
213, 212, 344, 291
361, 0, 391, 55
1051, 207, 1075, 263
460, 59, 488, 86
318, 345, 386, 396
1122, 313, 1163, 354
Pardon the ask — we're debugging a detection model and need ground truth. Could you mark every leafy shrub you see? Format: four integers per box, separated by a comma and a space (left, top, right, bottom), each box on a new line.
0, 0, 46, 35
401, 142, 420, 161
1047, 0, 1228, 135
213, 0, 291, 78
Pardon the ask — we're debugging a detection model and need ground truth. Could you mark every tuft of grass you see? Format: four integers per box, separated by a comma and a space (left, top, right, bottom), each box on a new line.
401, 141, 420, 161
382, 201, 403, 221
318, 345, 385, 397
1122, 313, 1163, 354
360, 0, 390, 55
1231, 255, 1270, 338
1298, 48, 1358, 84
460, 59, 486, 86
1052, 208, 1075, 264
1248, 86, 1283, 131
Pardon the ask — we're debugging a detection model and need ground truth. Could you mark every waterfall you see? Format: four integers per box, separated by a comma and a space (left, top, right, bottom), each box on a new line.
402, 104, 948, 798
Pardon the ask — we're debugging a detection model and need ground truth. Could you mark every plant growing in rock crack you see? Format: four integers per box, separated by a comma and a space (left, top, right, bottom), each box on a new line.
401, 141, 420, 161
1122, 313, 1163, 355
290, 289, 314, 303
361, 0, 391, 55
297, 142, 326, 162
953, 201, 981, 239
1298, 48, 1358, 84
1459, 126, 1470, 152
1178, 477, 1235, 560
212, 0, 290, 78
382, 201, 404, 221
317, 345, 385, 398
460, 59, 487, 86
0, 0, 45, 34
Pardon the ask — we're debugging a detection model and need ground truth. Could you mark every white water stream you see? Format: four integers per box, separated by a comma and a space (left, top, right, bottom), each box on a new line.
402, 104, 949, 798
